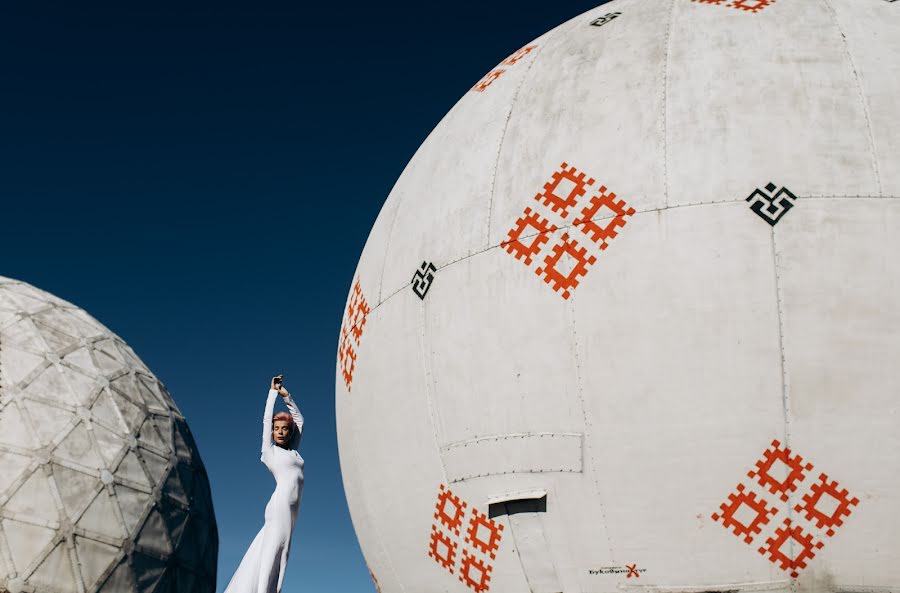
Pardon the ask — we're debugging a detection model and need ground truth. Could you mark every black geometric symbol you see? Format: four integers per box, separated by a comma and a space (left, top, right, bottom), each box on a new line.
590, 12, 621, 27
746, 182, 798, 227
412, 261, 437, 300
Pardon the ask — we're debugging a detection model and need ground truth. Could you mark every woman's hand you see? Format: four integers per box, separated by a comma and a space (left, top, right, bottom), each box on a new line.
271, 374, 290, 398
271, 374, 284, 391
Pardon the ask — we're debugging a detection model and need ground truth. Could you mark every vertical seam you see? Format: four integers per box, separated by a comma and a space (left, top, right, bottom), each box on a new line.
376, 197, 404, 305
770, 226, 795, 567
484, 52, 541, 250
418, 295, 449, 484
822, 0, 883, 196
485, 14, 595, 249
661, 0, 676, 208
569, 297, 613, 560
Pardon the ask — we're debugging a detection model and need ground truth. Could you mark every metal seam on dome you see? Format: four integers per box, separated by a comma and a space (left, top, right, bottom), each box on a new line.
418, 286, 449, 485
801, 194, 900, 200
485, 13, 601, 250
769, 224, 794, 563
369, 195, 900, 323
618, 579, 791, 593
661, 0, 677, 209
822, 0, 883, 197
441, 432, 582, 450
376, 198, 404, 305
568, 278, 614, 558
483, 35, 552, 250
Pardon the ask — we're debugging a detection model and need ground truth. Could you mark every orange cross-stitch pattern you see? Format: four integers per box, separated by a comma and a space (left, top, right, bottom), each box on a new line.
747, 439, 814, 502
535, 233, 597, 300
465, 509, 504, 560
534, 162, 595, 219
434, 484, 467, 536
690, 0, 776, 12
347, 280, 370, 343
501, 162, 635, 300
337, 326, 357, 389
502, 207, 557, 266
730, 0, 774, 12
472, 70, 504, 93
711, 483, 778, 544
429, 526, 458, 573
426, 485, 503, 593
501, 45, 536, 66
337, 279, 369, 391
574, 186, 636, 248
757, 519, 823, 578
794, 473, 859, 537
712, 439, 860, 578
459, 551, 493, 593
472, 45, 538, 94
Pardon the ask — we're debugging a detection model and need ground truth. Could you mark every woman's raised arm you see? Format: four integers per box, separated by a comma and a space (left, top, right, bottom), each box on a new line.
281, 391, 304, 450
261, 387, 279, 454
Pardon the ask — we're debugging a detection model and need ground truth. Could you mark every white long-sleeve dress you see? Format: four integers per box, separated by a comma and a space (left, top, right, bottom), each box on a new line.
224, 389, 305, 593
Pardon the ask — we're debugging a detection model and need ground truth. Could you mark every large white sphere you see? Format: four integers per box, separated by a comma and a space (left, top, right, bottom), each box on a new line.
336, 1, 900, 592
0, 278, 217, 593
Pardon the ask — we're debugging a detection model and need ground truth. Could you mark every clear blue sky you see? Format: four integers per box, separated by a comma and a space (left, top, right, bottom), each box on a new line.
0, 2, 605, 592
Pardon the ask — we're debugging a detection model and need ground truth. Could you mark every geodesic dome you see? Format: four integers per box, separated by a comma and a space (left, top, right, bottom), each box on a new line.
336, 1, 900, 592
0, 277, 217, 593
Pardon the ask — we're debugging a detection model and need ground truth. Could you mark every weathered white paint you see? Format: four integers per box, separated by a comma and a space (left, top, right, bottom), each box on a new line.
337, 1, 900, 592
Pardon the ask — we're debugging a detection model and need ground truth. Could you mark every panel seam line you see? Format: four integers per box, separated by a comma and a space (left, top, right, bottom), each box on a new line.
822, 0, 883, 196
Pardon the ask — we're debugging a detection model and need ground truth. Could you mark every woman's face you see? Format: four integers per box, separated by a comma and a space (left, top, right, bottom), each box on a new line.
273, 420, 292, 447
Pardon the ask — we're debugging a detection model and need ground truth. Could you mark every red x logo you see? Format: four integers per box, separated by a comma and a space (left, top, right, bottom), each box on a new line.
626, 564, 640, 578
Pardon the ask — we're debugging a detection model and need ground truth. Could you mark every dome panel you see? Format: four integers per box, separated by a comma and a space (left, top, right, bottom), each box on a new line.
0, 405, 35, 451
90, 389, 128, 434
29, 542, 78, 593
63, 347, 98, 376
74, 537, 120, 591
0, 451, 30, 497
828, 0, 900, 196
97, 559, 134, 593
0, 346, 45, 387
53, 423, 103, 469
2, 519, 55, 574
5, 470, 57, 522
23, 399, 75, 446
77, 490, 125, 540
21, 365, 74, 407
667, 0, 878, 207
136, 508, 172, 556
137, 418, 168, 455
90, 422, 126, 468
115, 451, 151, 488
51, 464, 98, 520
132, 552, 166, 593
114, 485, 151, 534
140, 450, 169, 485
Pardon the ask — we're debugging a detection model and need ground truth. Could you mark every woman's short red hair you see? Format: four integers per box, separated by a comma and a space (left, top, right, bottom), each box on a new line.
273, 411, 295, 432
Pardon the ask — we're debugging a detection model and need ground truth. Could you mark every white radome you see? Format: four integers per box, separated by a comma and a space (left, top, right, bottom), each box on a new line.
336, 1, 900, 592
0, 278, 217, 593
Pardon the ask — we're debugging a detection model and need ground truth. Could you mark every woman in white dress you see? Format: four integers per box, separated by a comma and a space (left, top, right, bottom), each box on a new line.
224, 375, 304, 593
